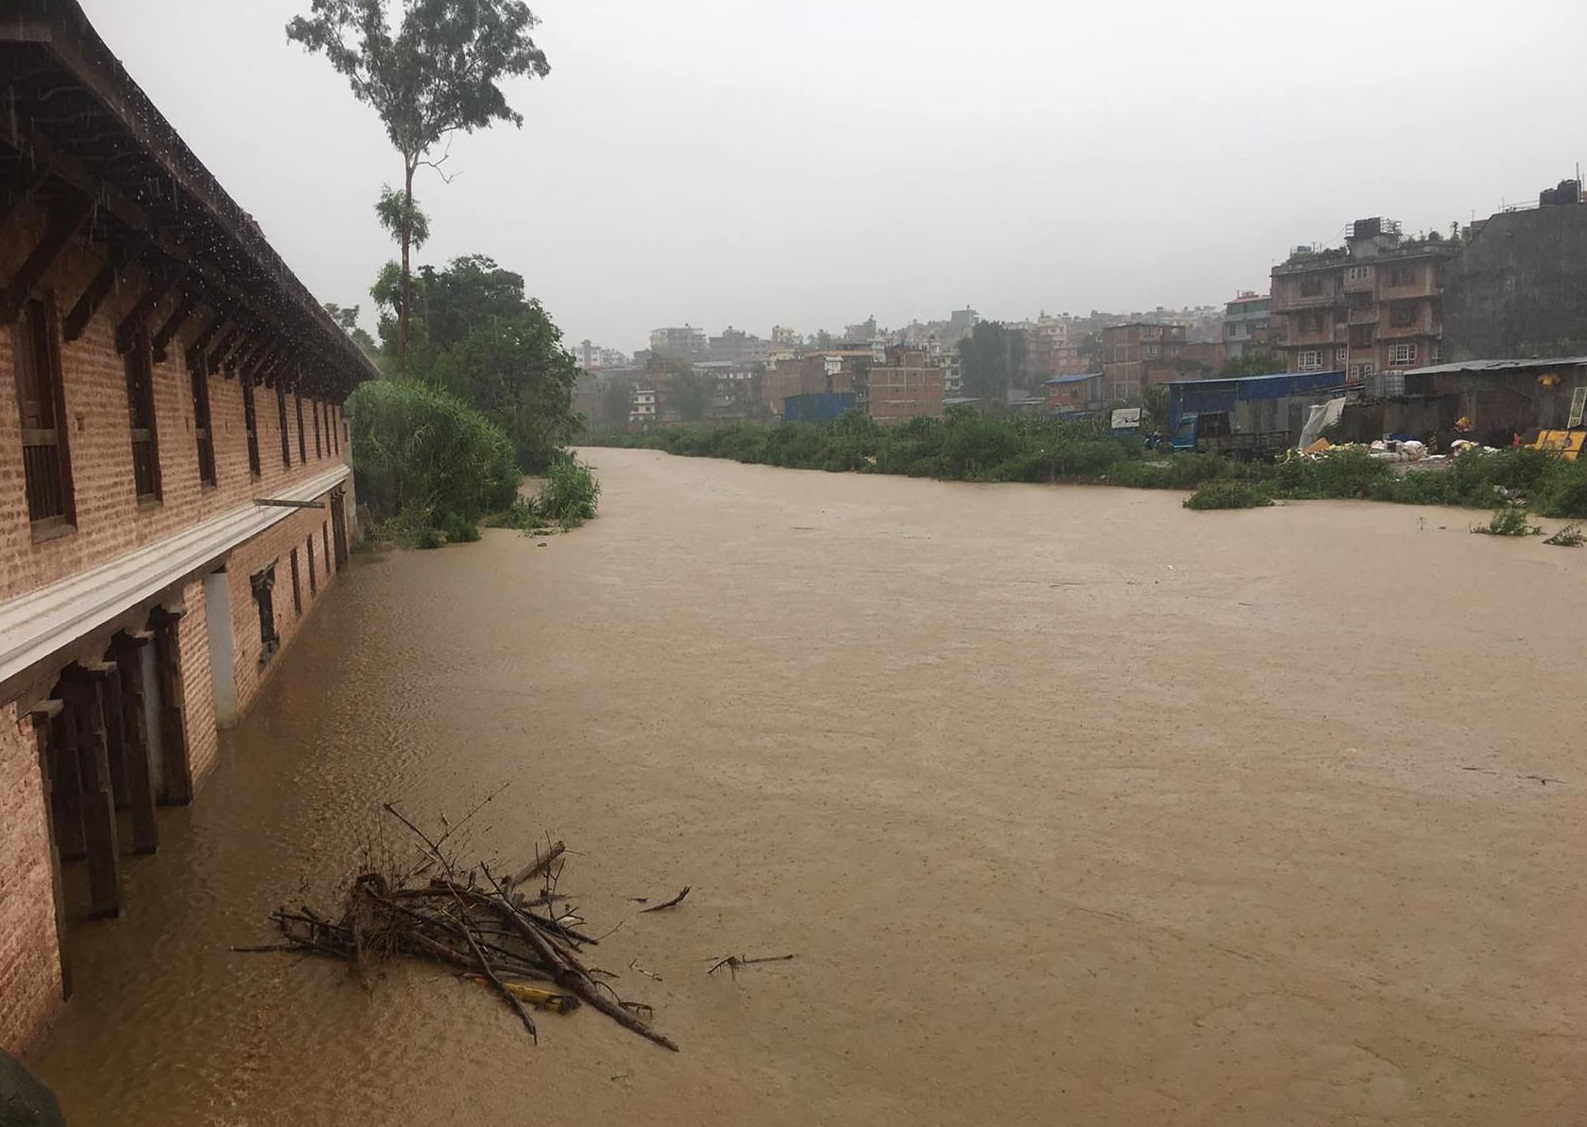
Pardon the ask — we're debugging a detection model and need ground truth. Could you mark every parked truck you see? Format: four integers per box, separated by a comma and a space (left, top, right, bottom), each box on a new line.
1168, 370, 1350, 459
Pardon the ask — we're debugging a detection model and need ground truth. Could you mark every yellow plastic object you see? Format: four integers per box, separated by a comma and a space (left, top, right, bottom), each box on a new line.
467, 976, 581, 1012
1302, 437, 1332, 455
1530, 430, 1586, 462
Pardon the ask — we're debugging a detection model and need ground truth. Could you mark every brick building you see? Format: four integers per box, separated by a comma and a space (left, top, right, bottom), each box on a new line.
1101, 322, 1186, 404
1271, 218, 1461, 379
867, 348, 945, 422
0, 0, 375, 1052
1043, 373, 1102, 414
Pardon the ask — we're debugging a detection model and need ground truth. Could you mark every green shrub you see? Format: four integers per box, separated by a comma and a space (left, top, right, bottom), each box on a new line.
483, 497, 538, 530
1184, 481, 1273, 510
1471, 507, 1540, 536
438, 512, 482, 543
533, 455, 601, 528
347, 379, 518, 530
1267, 447, 1392, 499
1535, 458, 1587, 518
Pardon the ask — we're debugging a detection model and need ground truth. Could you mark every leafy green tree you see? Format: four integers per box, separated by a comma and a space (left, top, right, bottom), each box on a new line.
1077, 331, 1103, 372
668, 368, 715, 422
418, 254, 528, 353
287, 0, 551, 375
601, 378, 634, 427
325, 302, 381, 359
429, 306, 581, 471
957, 321, 1029, 400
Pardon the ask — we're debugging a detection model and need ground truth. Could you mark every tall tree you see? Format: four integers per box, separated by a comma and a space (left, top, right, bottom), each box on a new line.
957, 322, 1028, 400
601, 379, 635, 427
667, 368, 715, 422
287, 0, 550, 375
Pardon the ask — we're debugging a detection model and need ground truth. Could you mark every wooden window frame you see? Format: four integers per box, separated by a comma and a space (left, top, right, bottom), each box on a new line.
277, 387, 291, 468
124, 326, 162, 503
190, 353, 217, 487
295, 394, 307, 465
312, 396, 322, 459
14, 296, 75, 535
307, 535, 317, 596
289, 547, 303, 615
242, 378, 261, 478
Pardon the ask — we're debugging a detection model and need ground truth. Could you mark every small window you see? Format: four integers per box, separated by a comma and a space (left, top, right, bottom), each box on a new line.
1390, 343, 1418, 366
329, 403, 339, 456
307, 535, 317, 595
1391, 305, 1416, 328
290, 547, 302, 615
312, 397, 322, 459
124, 327, 162, 502
1345, 265, 1370, 281
277, 387, 291, 468
242, 379, 261, 477
322, 521, 331, 575
251, 564, 279, 665
295, 395, 307, 464
1389, 266, 1417, 287
1298, 350, 1322, 371
14, 298, 75, 531
191, 354, 217, 486
1299, 277, 1323, 298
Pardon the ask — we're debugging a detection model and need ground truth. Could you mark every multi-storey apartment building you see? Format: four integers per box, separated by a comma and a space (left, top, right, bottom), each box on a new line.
867, 348, 945, 422
1271, 218, 1461, 378
0, 1, 376, 1052
647, 325, 707, 362
1101, 322, 1186, 403
1222, 293, 1273, 360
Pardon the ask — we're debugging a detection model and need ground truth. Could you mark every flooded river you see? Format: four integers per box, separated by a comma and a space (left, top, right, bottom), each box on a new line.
27, 448, 1587, 1125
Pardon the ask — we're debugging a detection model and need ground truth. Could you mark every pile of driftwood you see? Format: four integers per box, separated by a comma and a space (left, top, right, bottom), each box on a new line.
246, 802, 680, 1050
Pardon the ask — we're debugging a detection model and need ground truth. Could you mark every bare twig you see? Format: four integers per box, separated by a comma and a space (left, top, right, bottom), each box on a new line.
639, 886, 692, 914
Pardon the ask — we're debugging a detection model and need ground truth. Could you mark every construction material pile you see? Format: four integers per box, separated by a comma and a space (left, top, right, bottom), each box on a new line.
251, 803, 680, 1050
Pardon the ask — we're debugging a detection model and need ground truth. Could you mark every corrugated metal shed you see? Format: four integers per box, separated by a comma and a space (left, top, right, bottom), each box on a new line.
1400, 357, 1587, 377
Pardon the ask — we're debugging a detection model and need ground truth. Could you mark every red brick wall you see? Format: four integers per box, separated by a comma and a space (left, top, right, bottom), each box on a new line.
0, 703, 61, 1053
0, 224, 354, 604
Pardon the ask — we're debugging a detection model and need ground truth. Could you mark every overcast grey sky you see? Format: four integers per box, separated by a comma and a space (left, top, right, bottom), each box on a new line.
81, 0, 1587, 353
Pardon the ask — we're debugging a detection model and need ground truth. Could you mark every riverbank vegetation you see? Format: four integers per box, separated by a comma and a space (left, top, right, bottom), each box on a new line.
584, 409, 1587, 519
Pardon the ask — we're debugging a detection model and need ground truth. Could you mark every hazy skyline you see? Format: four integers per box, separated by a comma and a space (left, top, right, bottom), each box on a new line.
81, 0, 1587, 354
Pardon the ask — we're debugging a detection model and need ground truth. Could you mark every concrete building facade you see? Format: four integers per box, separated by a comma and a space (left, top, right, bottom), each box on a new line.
1271, 218, 1461, 379
1442, 186, 1587, 362
1223, 293, 1273, 360
0, 0, 375, 1052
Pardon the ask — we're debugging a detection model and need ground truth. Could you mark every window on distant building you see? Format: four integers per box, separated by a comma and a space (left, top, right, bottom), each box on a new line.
124, 326, 162, 503
1391, 305, 1416, 328
1389, 266, 1417, 287
1144, 344, 1159, 358
1431, 342, 1442, 363
1345, 265, 1370, 282
1298, 350, 1322, 371
1390, 343, 1418, 366
1299, 277, 1323, 298
14, 297, 74, 532
1358, 362, 1374, 377
191, 354, 217, 486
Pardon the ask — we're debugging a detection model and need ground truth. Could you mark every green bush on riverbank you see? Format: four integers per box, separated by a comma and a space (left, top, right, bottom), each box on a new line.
348, 380, 518, 541
584, 411, 1587, 517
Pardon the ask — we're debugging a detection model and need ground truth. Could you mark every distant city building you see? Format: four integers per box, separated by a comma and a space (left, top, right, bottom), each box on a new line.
1018, 314, 1072, 378
1271, 217, 1461, 378
1102, 322, 1186, 403
707, 327, 773, 364
948, 308, 980, 340
1043, 373, 1103, 414
868, 347, 946, 422
1222, 293, 1273, 361
648, 326, 707, 362
1442, 181, 1587, 362
770, 325, 800, 347
576, 339, 630, 371
629, 386, 658, 424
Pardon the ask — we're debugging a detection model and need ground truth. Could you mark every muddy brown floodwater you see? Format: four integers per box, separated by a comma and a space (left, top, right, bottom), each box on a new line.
26, 448, 1587, 1126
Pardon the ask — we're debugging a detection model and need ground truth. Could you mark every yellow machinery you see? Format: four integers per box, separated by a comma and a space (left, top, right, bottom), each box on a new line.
1531, 430, 1587, 461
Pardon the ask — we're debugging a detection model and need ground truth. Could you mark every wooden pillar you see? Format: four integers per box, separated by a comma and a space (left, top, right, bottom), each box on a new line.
150, 607, 194, 806
48, 683, 87, 863
113, 633, 159, 855
101, 652, 131, 810
28, 702, 73, 1000
64, 666, 122, 920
